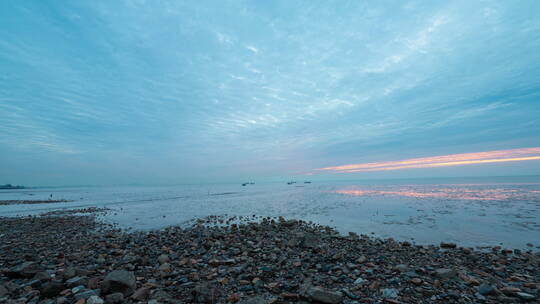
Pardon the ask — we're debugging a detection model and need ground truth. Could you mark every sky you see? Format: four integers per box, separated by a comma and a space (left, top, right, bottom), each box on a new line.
1, 0, 540, 186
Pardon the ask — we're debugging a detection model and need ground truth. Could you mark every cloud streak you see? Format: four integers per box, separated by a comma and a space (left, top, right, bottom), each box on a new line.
316, 148, 540, 173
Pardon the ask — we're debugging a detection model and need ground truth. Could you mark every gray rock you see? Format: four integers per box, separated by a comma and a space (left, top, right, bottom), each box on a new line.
6, 262, 44, 278
395, 264, 408, 272
87, 296, 105, 304
157, 254, 170, 264
434, 268, 457, 279
104, 292, 124, 304
62, 267, 78, 280
39, 281, 65, 298
353, 278, 365, 285
440, 242, 457, 249
66, 276, 87, 288
33, 271, 51, 281
239, 296, 268, 304
72, 285, 86, 294
101, 270, 136, 296
75, 289, 99, 300
478, 283, 497, 296
516, 292, 535, 301
382, 288, 399, 299
158, 262, 171, 272
194, 283, 222, 303
0, 284, 8, 297
302, 285, 343, 304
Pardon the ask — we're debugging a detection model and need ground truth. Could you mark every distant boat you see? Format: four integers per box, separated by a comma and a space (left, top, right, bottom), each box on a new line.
241, 183, 248, 186
304, 181, 312, 184
287, 181, 297, 185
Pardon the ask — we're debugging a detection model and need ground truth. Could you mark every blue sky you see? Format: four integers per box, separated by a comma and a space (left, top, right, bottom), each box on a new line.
1, 0, 539, 185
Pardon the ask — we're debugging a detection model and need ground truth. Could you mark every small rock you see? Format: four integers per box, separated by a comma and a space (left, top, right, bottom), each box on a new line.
131, 287, 150, 301
302, 285, 343, 304
33, 271, 51, 281
194, 282, 222, 303
40, 281, 65, 298
440, 242, 457, 249
516, 292, 535, 301
395, 264, 408, 272
6, 262, 44, 278
434, 268, 456, 279
101, 270, 136, 296
75, 290, 99, 300
239, 296, 268, 304
478, 283, 497, 296
158, 262, 171, 272
104, 292, 124, 304
157, 254, 170, 264
382, 288, 399, 299
87, 296, 104, 304
66, 277, 88, 288
356, 256, 367, 264
0, 284, 8, 297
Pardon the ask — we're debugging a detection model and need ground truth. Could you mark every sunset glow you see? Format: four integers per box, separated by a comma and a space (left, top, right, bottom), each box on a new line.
317, 147, 540, 173
335, 187, 528, 201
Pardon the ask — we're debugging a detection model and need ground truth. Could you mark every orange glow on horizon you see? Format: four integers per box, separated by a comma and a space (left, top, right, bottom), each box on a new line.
315, 147, 540, 173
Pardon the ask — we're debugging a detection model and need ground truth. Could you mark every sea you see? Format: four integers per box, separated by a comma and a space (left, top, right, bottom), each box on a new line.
1, 176, 539, 250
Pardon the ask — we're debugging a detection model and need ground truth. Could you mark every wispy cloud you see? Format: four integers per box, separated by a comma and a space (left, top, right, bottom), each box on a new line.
315, 148, 540, 173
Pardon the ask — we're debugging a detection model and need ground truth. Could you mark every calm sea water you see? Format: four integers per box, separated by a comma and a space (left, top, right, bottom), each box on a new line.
1, 176, 539, 250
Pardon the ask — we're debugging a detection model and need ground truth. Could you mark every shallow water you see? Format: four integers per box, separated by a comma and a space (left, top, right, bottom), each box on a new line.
1, 177, 539, 250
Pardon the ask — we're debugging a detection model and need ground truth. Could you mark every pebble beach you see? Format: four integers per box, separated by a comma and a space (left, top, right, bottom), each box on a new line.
1, 210, 538, 304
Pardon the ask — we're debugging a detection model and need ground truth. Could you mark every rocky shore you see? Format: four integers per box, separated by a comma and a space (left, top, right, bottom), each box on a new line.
0, 213, 538, 304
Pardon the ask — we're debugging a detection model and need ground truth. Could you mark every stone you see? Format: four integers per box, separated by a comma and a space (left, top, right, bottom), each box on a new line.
382, 288, 399, 299
434, 268, 456, 279
101, 270, 136, 296
33, 271, 51, 281
395, 264, 408, 272
62, 267, 78, 280
157, 254, 170, 264
0, 284, 8, 297
104, 292, 124, 304
440, 242, 457, 249
411, 278, 422, 285
75, 289, 99, 300
356, 255, 367, 263
66, 277, 88, 288
516, 292, 535, 301
87, 296, 105, 304
72, 285, 86, 294
239, 296, 268, 304
158, 262, 171, 272
478, 283, 497, 296
6, 262, 44, 278
131, 287, 150, 300
500, 287, 520, 295
302, 285, 343, 304
40, 281, 65, 298
194, 282, 222, 303
353, 278, 365, 285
